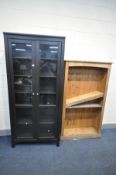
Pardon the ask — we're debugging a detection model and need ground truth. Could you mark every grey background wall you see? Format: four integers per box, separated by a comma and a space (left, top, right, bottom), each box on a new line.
0, 0, 116, 131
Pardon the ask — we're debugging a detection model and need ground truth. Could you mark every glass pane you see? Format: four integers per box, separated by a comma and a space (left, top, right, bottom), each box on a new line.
16, 124, 33, 138
14, 77, 32, 92
39, 43, 57, 109
15, 93, 32, 104
39, 107, 56, 123
40, 44, 58, 60
12, 43, 32, 59
40, 60, 57, 77
40, 94, 56, 105
40, 78, 56, 93
39, 124, 55, 138
12, 43, 32, 75
16, 108, 32, 124
13, 59, 32, 75
11, 42, 32, 105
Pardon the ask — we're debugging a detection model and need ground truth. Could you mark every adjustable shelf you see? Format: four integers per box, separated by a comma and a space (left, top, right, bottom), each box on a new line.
39, 91, 56, 94
40, 75, 56, 78
39, 104, 56, 107
15, 104, 32, 108
40, 58, 57, 61
66, 91, 103, 107
13, 57, 32, 60
14, 75, 32, 77
16, 118, 32, 125
66, 104, 102, 109
15, 91, 32, 94
62, 61, 111, 139
39, 121, 55, 125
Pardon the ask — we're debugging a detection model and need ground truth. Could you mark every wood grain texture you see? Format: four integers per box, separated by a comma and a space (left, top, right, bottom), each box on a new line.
64, 127, 99, 138
98, 64, 111, 132
65, 61, 112, 68
66, 91, 104, 107
66, 104, 102, 109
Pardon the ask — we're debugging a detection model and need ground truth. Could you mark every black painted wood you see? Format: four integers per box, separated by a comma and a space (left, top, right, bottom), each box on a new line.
4, 33, 65, 147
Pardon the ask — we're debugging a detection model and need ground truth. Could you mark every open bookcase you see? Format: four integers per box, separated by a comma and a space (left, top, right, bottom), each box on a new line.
62, 61, 111, 139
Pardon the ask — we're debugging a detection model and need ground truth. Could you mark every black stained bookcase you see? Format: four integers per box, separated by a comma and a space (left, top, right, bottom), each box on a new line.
4, 33, 65, 147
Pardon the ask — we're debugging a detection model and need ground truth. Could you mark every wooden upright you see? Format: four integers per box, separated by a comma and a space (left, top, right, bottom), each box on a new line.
62, 61, 111, 139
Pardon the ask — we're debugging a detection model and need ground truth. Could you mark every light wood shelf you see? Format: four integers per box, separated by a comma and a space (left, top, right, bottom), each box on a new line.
63, 127, 100, 138
62, 61, 111, 139
66, 91, 103, 107
66, 103, 102, 109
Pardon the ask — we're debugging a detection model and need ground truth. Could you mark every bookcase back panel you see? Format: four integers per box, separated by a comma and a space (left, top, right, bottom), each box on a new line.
67, 67, 107, 99
65, 108, 100, 129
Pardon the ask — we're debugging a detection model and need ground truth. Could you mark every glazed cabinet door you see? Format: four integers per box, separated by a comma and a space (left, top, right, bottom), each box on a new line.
36, 41, 61, 141
8, 39, 36, 140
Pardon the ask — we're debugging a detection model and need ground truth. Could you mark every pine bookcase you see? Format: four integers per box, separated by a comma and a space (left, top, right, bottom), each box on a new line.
62, 61, 111, 139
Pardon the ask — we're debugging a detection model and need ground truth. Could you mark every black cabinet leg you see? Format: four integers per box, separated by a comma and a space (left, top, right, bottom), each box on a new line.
11, 141, 15, 148
56, 139, 60, 147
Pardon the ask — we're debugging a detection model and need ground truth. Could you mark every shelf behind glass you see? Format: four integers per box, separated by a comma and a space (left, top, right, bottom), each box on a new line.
39, 90, 56, 94
15, 104, 32, 107
39, 77, 56, 92
15, 107, 32, 124
39, 104, 56, 107
13, 57, 32, 60
16, 118, 32, 125
39, 106, 56, 124
39, 120, 55, 125
40, 59, 57, 77
14, 76, 32, 92
15, 91, 32, 94
16, 124, 33, 138
40, 75, 56, 78
13, 57, 32, 75
40, 43, 59, 61
14, 75, 32, 78
39, 94, 56, 105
